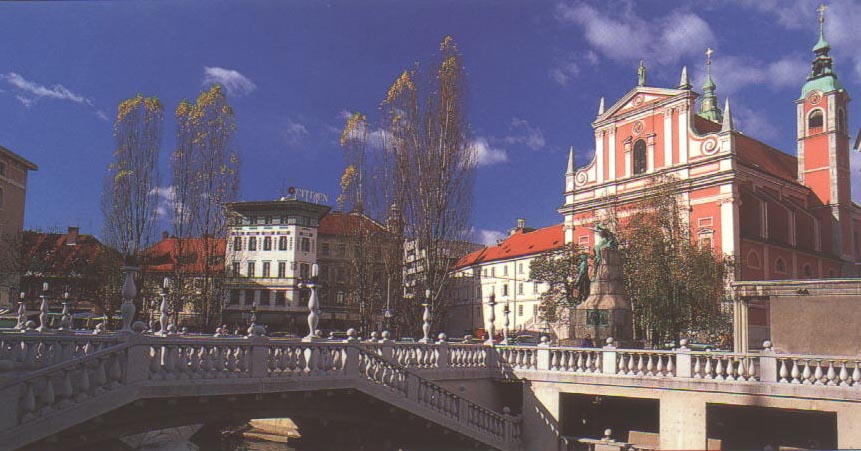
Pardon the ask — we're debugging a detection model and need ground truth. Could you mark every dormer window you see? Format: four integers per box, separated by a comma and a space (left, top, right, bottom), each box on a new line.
633, 139, 647, 175
808, 109, 823, 135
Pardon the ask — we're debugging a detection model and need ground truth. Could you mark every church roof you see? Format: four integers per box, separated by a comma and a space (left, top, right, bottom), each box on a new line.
734, 134, 799, 183
454, 224, 564, 269
318, 211, 389, 236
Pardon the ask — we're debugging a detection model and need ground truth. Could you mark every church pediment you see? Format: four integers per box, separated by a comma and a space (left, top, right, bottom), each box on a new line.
595, 87, 686, 125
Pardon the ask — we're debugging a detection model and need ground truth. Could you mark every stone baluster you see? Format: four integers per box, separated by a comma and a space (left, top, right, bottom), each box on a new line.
37, 283, 50, 333
14, 291, 26, 330
120, 266, 138, 333
419, 298, 432, 343
501, 303, 510, 345
159, 277, 170, 336
485, 295, 496, 346
301, 264, 320, 342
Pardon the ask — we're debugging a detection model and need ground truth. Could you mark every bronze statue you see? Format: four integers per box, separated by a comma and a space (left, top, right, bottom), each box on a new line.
574, 253, 591, 302
592, 223, 618, 280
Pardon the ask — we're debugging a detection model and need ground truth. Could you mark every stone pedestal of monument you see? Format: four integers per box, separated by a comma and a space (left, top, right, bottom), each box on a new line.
572, 247, 633, 343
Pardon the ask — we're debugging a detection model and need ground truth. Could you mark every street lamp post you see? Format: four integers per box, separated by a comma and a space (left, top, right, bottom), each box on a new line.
301, 263, 321, 342
485, 294, 496, 345
159, 277, 170, 336
37, 282, 50, 333
502, 302, 510, 345
420, 288, 432, 343
59, 291, 72, 332
15, 291, 26, 330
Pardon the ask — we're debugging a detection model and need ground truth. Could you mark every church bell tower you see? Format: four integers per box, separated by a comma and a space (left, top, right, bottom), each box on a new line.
796, 4, 853, 260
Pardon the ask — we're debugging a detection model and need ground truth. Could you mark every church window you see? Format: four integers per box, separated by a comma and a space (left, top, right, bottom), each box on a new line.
633, 139, 647, 175
808, 109, 824, 134
828, 269, 836, 278
803, 264, 813, 278
698, 229, 714, 249
774, 258, 786, 274
746, 250, 761, 269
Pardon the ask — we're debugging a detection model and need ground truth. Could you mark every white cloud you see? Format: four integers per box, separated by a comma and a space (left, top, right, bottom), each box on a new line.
692, 55, 808, 95
471, 137, 508, 166
149, 186, 177, 221
202, 66, 257, 97
732, 104, 781, 143
475, 229, 507, 246
555, 3, 715, 65
1, 72, 93, 106
503, 118, 546, 151
284, 118, 309, 145
549, 51, 598, 86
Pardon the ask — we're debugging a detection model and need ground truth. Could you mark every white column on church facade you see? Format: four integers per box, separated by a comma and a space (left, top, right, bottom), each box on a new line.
596, 129, 605, 184
663, 107, 673, 169
678, 103, 689, 165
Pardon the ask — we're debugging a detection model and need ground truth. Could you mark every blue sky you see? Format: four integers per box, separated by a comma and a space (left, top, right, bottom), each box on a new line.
3, 0, 860, 245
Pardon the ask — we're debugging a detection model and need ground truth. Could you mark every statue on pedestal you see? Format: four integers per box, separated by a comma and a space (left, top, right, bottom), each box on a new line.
573, 223, 633, 343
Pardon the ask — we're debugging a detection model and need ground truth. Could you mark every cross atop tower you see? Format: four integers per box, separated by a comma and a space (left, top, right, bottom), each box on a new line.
818, 3, 827, 29
705, 47, 714, 66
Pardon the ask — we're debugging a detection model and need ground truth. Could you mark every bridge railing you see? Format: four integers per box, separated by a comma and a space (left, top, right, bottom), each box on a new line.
0, 334, 120, 372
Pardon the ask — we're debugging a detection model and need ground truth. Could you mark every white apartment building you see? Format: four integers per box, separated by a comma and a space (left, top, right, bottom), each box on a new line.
448, 220, 564, 338
223, 199, 331, 331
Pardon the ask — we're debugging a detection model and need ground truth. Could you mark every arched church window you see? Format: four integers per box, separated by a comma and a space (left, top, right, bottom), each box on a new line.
803, 264, 813, 278
774, 258, 786, 274
746, 250, 760, 269
633, 139, 647, 175
808, 110, 823, 134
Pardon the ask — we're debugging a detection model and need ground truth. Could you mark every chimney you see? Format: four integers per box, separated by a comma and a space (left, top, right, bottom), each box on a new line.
162, 231, 170, 240
517, 218, 526, 229
66, 226, 79, 246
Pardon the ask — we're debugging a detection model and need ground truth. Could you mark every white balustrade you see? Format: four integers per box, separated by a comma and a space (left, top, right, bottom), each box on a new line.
269, 343, 347, 376
690, 353, 758, 381
0, 335, 119, 371
548, 348, 602, 373
498, 347, 537, 370
615, 351, 676, 377
391, 344, 439, 369
777, 356, 861, 386
147, 340, 251, 380
448, 344, 489, 368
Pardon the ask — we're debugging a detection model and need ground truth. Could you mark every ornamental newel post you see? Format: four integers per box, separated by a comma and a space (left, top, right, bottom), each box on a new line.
15, 291, 26, 330
419, 288, 432, 343
485, 294, 497, 346
37, 282, 50, 333
301, 263, 321, 342
159, 277, 170, 336
502, 302, 511, 345
120, 265, 138, 333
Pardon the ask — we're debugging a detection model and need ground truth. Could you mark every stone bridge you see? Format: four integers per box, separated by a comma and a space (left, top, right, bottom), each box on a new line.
2, 333, 861, 450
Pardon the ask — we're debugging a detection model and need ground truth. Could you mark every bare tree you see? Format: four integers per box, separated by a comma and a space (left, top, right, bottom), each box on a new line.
102, 94, 163, 259
378, 36, 477, 335
173, 85, 240, 329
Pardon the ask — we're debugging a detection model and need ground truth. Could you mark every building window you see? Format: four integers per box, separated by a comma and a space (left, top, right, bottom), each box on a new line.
278, 262, 286, 278
300, 263, 310, 279
275, 291, 286, 306
265, 216, 272, 225
533, 282, 539, 294
322, 242, 331, 255
503, 265, 508, 276
533, 304, 538, 318
828, 269, 836, 278
491, 267, 496, 278
232, 261, 240, 277
263, 237, 272, 251
746, 250, 761, 269
337, 243, 346, 256
247, 262, 256, 278
249, 236, 257, 251
233, 236, 242, 251
518, 283, 524, 295
502, 284, 509, 297
633, 139, 647, 175
0, 161, 5, 177
336, 291, 345, 304
245, 289, 256, 305
229, 290, 240, 304
279, 236, 287, 250
518, 305, 524, 317
839, 109, 847, 134
301, 237, 311, 253
518, 263, 524, 274
774, 258, 786, 274
808, 109, 824, 134
803, 264, 813, 278
249, 216, 257, 225
262, 262, 271, 278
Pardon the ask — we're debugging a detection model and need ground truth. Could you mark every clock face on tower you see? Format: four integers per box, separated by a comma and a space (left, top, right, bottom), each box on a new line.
807, 90, 823, 105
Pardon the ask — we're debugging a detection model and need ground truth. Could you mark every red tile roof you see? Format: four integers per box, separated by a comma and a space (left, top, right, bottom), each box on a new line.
318, 212, 389, 236
142, 237, 226, 274
735, 134, 798, 183
454, 224, 564, 269
22, 230, 110, 274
